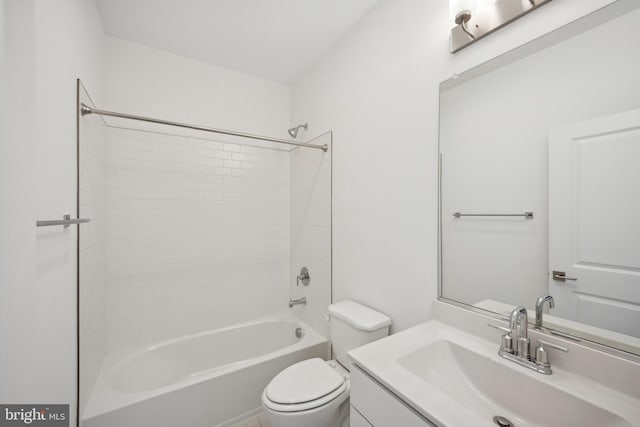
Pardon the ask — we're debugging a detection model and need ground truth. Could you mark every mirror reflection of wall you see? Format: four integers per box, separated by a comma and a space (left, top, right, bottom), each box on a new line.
440, 7, 640, 355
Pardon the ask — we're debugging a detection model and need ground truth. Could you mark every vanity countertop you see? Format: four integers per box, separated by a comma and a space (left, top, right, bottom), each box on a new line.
348, 301, 640, 427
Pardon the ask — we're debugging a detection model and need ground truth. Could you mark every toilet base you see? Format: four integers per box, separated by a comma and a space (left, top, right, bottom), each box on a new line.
337, 400, 350, 427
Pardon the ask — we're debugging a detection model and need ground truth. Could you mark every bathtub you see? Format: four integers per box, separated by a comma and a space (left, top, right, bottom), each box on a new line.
82, 315, 328, 427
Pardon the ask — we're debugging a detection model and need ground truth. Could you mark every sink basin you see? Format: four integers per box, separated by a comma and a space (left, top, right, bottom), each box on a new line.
397, 340, 630, 427
348, 305, 640, 427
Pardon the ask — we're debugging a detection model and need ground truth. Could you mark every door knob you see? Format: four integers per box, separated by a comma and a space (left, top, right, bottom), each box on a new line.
552, 270, 577, 282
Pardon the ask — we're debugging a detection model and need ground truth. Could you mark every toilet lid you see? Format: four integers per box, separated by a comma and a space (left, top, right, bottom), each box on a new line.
265, 358, 345, 405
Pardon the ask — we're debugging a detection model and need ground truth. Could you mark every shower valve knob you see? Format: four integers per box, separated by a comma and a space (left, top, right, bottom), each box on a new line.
297, 266, 311, 286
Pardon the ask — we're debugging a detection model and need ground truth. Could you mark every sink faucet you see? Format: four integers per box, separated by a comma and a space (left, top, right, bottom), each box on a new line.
288, 297, 307, 308
535, 294, 555, 328
509, 306, 530, 360
490, 304, 568, 375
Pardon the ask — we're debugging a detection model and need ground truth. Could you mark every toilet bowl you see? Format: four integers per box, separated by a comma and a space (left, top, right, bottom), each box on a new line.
262, 359, 350, 427
262, 300, 391, 427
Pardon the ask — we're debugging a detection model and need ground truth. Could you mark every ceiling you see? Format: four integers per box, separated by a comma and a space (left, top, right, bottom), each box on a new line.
96, 0, 379, 84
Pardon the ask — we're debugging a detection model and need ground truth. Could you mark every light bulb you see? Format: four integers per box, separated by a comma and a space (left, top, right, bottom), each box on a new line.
449, 0, 477, 24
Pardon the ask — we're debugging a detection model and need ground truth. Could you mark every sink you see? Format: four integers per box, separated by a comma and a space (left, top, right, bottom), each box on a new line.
348, 304, 640, 427
397, 340, 630, 427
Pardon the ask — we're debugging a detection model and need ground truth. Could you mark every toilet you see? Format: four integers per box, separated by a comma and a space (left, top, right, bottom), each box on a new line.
262, 300, 391, 427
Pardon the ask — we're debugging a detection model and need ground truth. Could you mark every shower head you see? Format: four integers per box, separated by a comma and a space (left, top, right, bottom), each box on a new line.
288, 123, 308, 139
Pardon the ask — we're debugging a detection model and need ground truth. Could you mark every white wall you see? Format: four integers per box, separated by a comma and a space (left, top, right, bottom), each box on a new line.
0, 0, 37, 403
0, 0, 104, 425
103, 36, 291, 139
291, 0, 619, 333
440, 10, 640, 308
0, 1, 4, 151
35, 1, 104, 424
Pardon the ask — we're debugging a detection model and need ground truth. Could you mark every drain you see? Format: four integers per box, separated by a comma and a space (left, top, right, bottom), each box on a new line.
493, 416, 514, 427
295, 327, 304, 338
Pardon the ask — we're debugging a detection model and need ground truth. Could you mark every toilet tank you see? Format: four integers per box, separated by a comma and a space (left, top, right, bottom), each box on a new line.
328, 300, 391, 371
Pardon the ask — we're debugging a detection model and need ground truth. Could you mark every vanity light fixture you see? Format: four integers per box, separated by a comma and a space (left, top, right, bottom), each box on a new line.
450, 0, 477, 40
451, 0, 553, 53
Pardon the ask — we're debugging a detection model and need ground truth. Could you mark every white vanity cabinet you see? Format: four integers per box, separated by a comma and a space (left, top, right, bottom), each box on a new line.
350, 365, 436, 427
349, 406, 373, 427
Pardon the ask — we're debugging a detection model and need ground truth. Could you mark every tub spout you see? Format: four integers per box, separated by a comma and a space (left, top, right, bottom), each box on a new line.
288, 297, 307, 308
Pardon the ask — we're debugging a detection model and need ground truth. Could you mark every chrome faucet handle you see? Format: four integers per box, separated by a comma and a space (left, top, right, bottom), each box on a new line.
488, 323, 514, 354
492, 315, 567, 375
296, 266, 310, 286
535, 339, 569, 372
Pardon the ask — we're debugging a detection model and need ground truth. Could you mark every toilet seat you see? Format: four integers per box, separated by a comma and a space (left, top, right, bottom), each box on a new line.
263, 382, 348, 413
263, 358, 349, 413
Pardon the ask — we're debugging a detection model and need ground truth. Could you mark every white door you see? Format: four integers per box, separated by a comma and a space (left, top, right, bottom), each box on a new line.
549, 108, 640, 338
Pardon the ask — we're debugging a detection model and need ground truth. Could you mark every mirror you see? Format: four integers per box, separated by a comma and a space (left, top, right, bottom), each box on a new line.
439, 4, 640, 357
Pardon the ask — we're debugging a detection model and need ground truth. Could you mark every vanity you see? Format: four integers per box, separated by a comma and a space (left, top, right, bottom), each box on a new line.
348, 301, 640, 427
349, 2, 640, 426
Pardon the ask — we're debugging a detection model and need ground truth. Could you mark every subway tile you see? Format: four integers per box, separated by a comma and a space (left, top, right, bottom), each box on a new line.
99, 128, 300, 352
223, 143, 242, 153
215, 150, 232, 160
84, 125, 332, 357
223, 159, 241, 169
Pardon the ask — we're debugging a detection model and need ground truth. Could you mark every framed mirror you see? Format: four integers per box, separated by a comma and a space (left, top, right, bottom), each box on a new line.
439, 2, 640, 358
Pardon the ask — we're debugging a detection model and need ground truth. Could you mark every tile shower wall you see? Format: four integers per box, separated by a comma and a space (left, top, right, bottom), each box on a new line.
78, 106, 108, 412
104, 128, 290, 351
289, 134, 332, 339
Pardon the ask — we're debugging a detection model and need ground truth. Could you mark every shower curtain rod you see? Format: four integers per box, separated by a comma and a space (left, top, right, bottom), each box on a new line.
80, 104, 328, 152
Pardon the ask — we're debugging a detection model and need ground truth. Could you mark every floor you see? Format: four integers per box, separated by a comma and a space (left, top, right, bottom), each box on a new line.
231, 413, 269, 427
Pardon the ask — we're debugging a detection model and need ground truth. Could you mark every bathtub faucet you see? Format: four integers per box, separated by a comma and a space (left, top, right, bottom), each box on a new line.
288, 297, 307, 308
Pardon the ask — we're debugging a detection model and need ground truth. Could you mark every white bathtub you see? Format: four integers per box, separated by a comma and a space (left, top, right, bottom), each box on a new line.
82, 315, 328, 427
